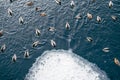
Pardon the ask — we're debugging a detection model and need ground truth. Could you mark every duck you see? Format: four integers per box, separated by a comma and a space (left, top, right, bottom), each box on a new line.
70, 0, 75, 8
109, 1, 113, 8
35, 7, 40, 11
24, 50, 29, 58
8, 8, 13, 16
87, 13, 92, 19
111, 15, 117, 21
114, 58, 120, 66
1, 44, 6, 52
19, 16, 24, 24
32, 41, 39, 47
35, 28, 41, 36
0, 30, 3, 37
75, 13, 82, 20
12, 54, 17, 62
40, 12, 47, 16
50, 40, 56, 47
102, 47, 110, 52
86, 37, 93, 42
65, 22, 70, 30
48, 27, 56, 32
55, 0, 61, 5
26, 1, 34, 6
97, 16, 101, 22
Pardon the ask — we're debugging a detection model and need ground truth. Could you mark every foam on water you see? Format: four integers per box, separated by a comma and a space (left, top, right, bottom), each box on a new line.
25, 49, 110, 80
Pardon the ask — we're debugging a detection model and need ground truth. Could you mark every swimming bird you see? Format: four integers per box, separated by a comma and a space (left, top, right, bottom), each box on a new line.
40, 12, 47, 16
19, 16, 24, 24
26, 1, 34, 6
35, 28, 41, 36
111, 15, 117, 21
48, 27, 56, 32
1, 44, 6, 52
97, 16, 101, 22
65, 22, 70, 30
102, 47, 110, 52
55, 0, 61, 5
7, 8, 13, 16
24, 50, 29, 58
114, 58, 120, 66
32, 41, 39, 47
50, 40, 56, 47
86, 37, 93, 42
35, 7, 40, 11
109, 1, 113, 8
0, 30, 3, 37
12, 54, 17, 62
87, 13, 92, 19
70, 0, 75, 8
75, 13, 82, 20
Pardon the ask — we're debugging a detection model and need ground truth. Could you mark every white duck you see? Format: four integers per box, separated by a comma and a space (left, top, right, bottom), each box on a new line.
12, 54, 17, 62
1, 44, 6, 52
8, 8, 13, 16
102, 47, 110, 52
70, 0, 75, 8
50, 40, 56, 47
35, 28, 41, 36
24, 50, 29, 58
55, 0, 61, 5
19, 16, 24, 24
97, 16, 101, 22
86, 37, 93, 42
32, 41, 39, 47
87, 13, 92, 19
65, 22, 70, 30
109, 1, 113, 8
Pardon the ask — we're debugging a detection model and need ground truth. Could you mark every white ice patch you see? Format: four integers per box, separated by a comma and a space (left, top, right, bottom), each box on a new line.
25, 49, 110, 80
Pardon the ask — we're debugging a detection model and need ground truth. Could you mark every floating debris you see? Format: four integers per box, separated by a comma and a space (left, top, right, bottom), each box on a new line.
7, 8, 13, 16
114, 58, 120, 66
50, 40, 56, 47
35, 28, 41, 36
111, 15, 117, 21
109, 1, 113, 8
24, 50, 30, 58
65, 22, 70, 30
32, 41, 39, 47
19, 16, 24, 24
70, 0, 75, 8
0, 30, 3, 37
86, 37, 93, 42
40, 12, 47, 16
55, 0, 61, 5
97, 16, 101, 22
12, 54, 17, 62
87, 13, 92, 19
1, 44, 6, 52
26, 1, 34, 6
102, 47, 110, 52
75, 13, 82, 20
48, 27, 56, 32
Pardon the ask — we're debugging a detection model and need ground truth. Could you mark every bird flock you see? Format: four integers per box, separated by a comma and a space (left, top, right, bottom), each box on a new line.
0, 0, 120, 67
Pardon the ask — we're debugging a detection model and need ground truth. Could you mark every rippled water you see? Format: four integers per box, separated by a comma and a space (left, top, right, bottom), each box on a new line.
0, 0, 120, 80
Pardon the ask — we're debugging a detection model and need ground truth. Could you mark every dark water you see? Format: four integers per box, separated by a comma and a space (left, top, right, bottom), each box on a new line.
0, 0, 120, 80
